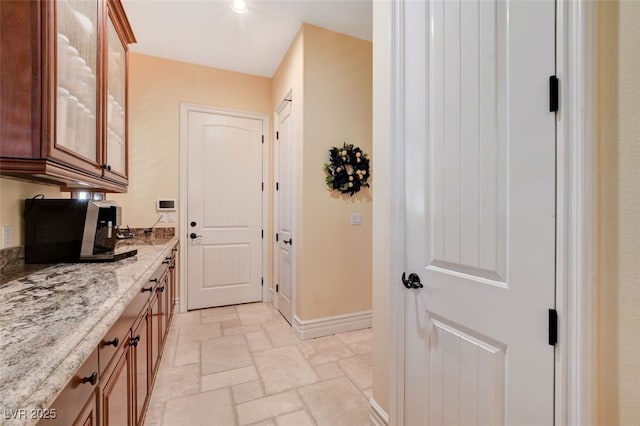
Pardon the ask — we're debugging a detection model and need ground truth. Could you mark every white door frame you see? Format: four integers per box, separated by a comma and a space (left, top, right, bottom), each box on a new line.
178, 103, 271, 312
272, 91, 296, 320
385, 0, 598, 424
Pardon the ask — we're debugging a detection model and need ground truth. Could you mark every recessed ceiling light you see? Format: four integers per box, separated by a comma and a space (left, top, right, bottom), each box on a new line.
231, 0, 247, 14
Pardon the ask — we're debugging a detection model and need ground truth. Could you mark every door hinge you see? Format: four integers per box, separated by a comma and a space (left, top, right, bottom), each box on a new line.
549, 75, 559, 112
276, 182, 279, 191
276, 283, 279, 292
262, 182, 264, 192
276, 233, 279, 242
548, 309, 558, 346
261, 277, 264, 287
261, 229, 264, 239
276, 131, 279, 140
262, 135, 264, 144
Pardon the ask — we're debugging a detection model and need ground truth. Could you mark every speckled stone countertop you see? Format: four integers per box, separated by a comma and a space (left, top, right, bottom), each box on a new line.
0, 237, 178, 426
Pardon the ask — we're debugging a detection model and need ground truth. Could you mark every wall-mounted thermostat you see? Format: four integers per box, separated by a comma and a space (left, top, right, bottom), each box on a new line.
156, 199, 176, 211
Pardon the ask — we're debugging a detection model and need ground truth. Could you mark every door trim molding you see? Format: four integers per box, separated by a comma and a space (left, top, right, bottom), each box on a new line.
385, 0, 597, 423
554, 1, 598, 424
292, 310, 372, 341
178, 103, 271, 312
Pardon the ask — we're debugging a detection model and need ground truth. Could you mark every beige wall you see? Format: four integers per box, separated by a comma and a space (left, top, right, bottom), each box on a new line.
109, 53, 273, 230
299, 24, 372, 320
598, 1, 640, 424
371, 0, 391, 414
0, 178, 64, 247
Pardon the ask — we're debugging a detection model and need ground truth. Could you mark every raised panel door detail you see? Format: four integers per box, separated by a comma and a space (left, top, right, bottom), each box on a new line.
428, 319, 505, 426
202, 244, 251, 288
56, 0, 98, 162
202, 126, 255, 229
428, 0, 507, 285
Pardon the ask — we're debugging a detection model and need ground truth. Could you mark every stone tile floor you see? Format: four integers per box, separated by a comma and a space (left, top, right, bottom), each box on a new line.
144, 302, 372, 426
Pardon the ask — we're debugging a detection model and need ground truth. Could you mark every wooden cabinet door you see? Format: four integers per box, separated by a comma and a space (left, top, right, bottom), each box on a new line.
131, 315, 149, 426
101, 346, 132, 426
51, 0, 103, 176
103, 10, 128, 185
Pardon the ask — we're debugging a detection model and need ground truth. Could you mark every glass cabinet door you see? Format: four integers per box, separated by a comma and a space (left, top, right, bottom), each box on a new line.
55, 0, 99, 163
106, 18, 127, 178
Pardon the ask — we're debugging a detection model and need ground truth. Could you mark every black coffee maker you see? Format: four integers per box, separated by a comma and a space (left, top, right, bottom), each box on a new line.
24, 199, 136, 263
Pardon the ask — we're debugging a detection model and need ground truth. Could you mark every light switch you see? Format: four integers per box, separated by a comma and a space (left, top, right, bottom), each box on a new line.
351, 213, 361, 226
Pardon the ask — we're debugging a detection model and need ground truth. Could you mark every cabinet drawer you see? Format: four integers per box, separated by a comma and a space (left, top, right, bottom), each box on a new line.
123, 284, 152, 323
37, 347, 99, 425
99, 317, 131, 377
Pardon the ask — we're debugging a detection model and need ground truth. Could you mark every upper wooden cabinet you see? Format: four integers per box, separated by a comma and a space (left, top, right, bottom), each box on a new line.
0, 0, 135, 192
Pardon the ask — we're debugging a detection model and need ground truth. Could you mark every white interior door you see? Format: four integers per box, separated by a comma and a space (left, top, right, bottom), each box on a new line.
403, 0, 556, 424
187, 110, 263, 310
274, 99, 294, 323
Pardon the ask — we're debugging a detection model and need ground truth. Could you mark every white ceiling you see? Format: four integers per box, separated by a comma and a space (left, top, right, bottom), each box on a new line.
120, 0, 373, 78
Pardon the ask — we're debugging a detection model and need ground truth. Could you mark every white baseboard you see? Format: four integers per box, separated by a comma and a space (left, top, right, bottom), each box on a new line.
369, 398, 389, 426
292, 310, 372, 340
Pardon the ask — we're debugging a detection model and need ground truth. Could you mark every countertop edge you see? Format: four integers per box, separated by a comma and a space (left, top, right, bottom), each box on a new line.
3, 237, 178, 426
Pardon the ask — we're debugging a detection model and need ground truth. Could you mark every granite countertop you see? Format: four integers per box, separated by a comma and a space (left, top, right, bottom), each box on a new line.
0, 237, 179, 426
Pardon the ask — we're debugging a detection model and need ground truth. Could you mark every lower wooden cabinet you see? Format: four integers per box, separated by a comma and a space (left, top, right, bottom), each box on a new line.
37, 349, 99, 426
101, 346, 132, 426
39, 243, 178, 426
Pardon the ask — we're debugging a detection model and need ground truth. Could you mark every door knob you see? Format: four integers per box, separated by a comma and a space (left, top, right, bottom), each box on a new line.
190, 233, 203, 239
283, 238, 292, 245
402, 272, 423, 289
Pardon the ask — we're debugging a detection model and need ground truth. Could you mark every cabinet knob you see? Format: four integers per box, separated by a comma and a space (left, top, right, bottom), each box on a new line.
130, 335, 140, 347
107, 165, 111, 171
157, 286, 165, 293
150, 278, 158, 283
81, 372, 98, 386
162, 260, 170, 264
104, 337, 119, 347
142, 286, 153, 293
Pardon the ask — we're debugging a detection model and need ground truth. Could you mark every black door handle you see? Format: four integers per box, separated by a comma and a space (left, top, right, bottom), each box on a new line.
190, 233, 203, 239
283, 238, 292, 245
402, 272, 423, 289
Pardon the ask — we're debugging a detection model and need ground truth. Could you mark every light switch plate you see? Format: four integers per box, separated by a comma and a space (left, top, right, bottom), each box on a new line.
158, 213, 166, 223
351, 213, 361, 226
3, 226, 12, 248
167, 213, 175, 223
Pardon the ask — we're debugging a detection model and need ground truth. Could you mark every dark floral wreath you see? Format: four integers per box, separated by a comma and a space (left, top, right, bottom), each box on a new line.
323, 143, 370, 196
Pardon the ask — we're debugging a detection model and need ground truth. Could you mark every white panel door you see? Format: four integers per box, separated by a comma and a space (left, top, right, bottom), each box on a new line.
403, 0, 556, 424
275, 99, 294, 323
187, 111, 263, 309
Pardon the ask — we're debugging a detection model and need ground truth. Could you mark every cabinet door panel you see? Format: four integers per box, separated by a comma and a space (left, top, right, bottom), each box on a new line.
149, 295, 160, 378
104, 15, 128, 183
102, 347, 132, 426
54, 0, 100, 168
132, 316, 149, 425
